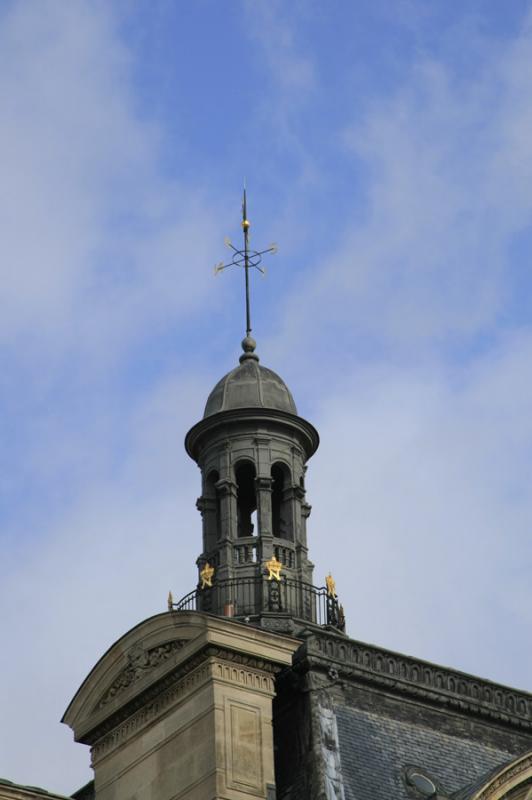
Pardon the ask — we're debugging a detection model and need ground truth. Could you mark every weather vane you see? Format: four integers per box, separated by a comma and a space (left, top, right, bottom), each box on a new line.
214, 188, 277, 338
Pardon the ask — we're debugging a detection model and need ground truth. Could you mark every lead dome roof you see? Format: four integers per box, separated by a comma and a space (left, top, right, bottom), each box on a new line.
203, 336, 297, 418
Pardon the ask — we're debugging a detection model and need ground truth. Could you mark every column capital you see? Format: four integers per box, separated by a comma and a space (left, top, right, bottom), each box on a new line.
215, 478, 237, 497
255, 476, 273, 492
196, 496, 217, 513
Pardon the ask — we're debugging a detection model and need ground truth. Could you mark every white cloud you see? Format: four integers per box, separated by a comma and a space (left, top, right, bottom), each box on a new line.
307, 328, 532, 688
0, 1, 222, 791
3, 2, 532, 795
0, 370, 206, 792
243, 0, 315, 96
259, 5, 532, 692
0, 1, 223, 357
267, 17, 532, 357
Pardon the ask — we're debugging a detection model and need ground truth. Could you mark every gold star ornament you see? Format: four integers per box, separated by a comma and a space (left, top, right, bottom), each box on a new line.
200, 562, 215, 589
265, 555, 283, 581
326, 572, 337, 598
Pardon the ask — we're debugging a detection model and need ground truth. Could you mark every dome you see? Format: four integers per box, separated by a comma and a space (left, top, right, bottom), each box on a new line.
203, 337, 297, 418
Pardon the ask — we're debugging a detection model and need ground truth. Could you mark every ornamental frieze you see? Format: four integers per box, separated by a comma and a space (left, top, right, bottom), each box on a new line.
302, 633, 532, 729
95, 640, 186, 710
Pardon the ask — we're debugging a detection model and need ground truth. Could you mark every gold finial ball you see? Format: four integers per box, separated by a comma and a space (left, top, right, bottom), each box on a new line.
242, 219, 250, 229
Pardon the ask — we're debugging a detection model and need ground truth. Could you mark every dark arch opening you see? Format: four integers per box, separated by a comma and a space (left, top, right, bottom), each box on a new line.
271, 462, 293, 540
205, 470, 221, 546
236, 461, 257, 538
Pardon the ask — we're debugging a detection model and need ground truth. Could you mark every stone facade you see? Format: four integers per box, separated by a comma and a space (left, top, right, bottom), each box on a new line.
273, 627, 532, 800
0, 335, 508, 800
59, 338, 532, 800
63, 612, 298, 800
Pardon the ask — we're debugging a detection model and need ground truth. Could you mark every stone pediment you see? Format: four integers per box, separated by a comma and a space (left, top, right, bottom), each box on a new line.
459, 750, 532, 799
62, 610, 299, 746
62, 613, 209, 743
93, 639, 187, 710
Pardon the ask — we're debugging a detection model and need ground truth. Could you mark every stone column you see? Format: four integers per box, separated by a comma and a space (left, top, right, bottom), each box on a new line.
254, 435, 273, 564
255, 476, 273, 563
196, 495, 217, 555
216, 478, 237, 578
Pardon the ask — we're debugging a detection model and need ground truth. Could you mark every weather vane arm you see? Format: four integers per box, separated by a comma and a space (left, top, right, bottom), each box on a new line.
213, 189, 278, 341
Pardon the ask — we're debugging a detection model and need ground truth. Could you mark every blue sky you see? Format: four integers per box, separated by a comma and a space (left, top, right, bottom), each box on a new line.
1, 1, 532, 793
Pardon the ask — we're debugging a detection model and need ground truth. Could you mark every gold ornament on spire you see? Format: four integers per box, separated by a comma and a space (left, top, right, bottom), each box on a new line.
326, 572, 337, 598
265, 555, 283, 581
200, 562, 215, 589
212, 188, 277, 340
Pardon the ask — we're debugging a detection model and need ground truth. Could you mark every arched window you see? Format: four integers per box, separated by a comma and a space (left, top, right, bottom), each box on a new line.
235, 461, 257, 538
271, 463, 293, 540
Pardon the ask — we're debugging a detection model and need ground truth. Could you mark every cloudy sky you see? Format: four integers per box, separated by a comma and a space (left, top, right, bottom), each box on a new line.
1, 0, 532, 793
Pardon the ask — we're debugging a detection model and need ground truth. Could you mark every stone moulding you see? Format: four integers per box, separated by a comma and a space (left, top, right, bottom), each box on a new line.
185, 407, 320, 462
299, 632, 532, 730
83, 643, 282, 749
91, 662, 211, 765
473, 751, 532, 799
91, 654, 277, 765
94, 640, 187, 710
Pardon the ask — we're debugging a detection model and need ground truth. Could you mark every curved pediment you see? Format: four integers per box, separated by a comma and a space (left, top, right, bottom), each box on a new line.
62, 612, 213, 743
62, 610, 298, 745
466, 750, 532, 800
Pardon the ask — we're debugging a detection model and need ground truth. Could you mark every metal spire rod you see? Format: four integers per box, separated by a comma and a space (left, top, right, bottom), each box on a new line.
213, 189, 278, 341
242, 188, 252, 337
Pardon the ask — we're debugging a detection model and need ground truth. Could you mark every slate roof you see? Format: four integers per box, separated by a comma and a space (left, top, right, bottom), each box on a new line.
451, 759, 513, 800
335, 705, 517, 800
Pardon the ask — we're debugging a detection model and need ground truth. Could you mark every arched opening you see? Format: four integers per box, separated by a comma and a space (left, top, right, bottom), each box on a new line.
235, 461, 257, 538
205, 470, 221, 546
271, 462, 293, 540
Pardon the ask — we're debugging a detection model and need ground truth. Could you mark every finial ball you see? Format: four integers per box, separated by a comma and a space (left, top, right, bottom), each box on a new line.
242, 219, 250, 230
241, 335, 256, 353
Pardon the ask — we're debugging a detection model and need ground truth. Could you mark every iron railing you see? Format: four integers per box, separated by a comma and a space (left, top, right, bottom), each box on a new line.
171, 576, 345, 631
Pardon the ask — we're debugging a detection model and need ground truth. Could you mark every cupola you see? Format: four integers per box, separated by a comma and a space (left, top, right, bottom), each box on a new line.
177, 193, 342, 635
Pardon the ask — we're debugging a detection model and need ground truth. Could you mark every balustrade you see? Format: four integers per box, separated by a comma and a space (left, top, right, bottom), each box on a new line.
172, 576, 344, 631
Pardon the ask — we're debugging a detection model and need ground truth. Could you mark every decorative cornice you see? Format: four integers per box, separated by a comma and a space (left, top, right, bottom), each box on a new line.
254, 436, 272, 447
185, 407, 319, 462
91, 651, 277, 765
82, 643, 281, 747
297, 632, 532, 732
91, 662, 211, 764
213, 660, 275, 694
260, 616, 297, 636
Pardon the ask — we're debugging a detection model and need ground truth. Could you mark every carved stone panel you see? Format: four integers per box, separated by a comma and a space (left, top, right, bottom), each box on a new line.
95, 640, 186, 710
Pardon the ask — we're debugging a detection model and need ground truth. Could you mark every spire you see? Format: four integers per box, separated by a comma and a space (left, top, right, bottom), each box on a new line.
242, 186, 252, 339
213, 188, 277, 356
